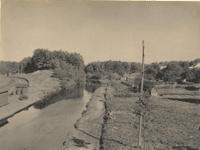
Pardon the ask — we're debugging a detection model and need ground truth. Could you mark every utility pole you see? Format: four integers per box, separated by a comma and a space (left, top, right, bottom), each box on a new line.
138, 40, 145, 148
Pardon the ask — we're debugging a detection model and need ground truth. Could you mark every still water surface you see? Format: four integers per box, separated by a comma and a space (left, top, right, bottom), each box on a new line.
0, 83, 100, 150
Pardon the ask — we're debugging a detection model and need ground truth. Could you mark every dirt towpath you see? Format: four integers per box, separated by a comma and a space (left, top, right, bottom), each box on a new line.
63, 86, 115, 150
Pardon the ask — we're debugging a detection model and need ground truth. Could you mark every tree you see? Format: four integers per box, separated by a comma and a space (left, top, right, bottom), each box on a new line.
0, 61, 7, 74
130, 62, 142, 73
122, 62, 131, 73
179, 61, 189, 72
194, 68, 200, 83
19, 57, 31, 73
144, 63, 160, 80
0, 61, 19, 74
84, 64, 94, 74
68, 52, 85, 69
31, 49, 52, 70
163, 62, 183, 82
117, 69, 125, 77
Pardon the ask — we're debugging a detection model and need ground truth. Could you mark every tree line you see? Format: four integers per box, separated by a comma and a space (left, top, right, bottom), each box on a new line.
0, 61, 18, 74
85, 59, 200, 83
18, 49, 85, 73
0, 49, 86, 87
0, 50, 200, 84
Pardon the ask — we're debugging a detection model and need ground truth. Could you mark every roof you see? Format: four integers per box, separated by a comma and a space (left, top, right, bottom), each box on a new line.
189, 63, 200, 69
194, 63, 200, 68
160, 66, 167, 69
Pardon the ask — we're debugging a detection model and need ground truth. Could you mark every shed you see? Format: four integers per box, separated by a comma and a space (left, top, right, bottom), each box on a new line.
15, 83, 28, 99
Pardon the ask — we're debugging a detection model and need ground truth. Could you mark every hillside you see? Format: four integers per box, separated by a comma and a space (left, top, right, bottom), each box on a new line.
0, 75, 13, 91
11, 70, 61, 97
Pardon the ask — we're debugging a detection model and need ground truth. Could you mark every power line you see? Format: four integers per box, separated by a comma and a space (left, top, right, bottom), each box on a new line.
145, 44, 158, 62
144, 42, 198, 63
1, 0, 10, 9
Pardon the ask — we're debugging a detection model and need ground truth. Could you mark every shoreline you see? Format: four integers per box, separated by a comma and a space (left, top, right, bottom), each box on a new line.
63, 84, 115, 150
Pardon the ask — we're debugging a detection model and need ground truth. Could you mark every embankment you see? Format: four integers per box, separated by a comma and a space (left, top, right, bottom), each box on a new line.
63, 85, 115, 150
0, 70, 61, 125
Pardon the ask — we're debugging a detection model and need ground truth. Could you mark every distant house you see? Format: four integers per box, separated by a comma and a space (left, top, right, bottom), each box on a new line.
121, 76, 128, 81
189, 63, 200, 69
160, 66, 167, 70
189, 66, 194, 69
194, 63, 200, 68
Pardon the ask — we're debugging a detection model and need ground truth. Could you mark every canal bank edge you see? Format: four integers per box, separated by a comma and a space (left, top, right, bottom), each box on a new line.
63, 85, 115, 150
0, 70, 61, 126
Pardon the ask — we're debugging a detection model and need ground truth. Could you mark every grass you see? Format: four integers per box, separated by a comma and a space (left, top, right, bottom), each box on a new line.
155, 84, 200, 104
12, 70, 61, 95
156, 88, 200, 96
142, 97, 200, 150
0, 74, 13, 91
100, 81, 200, 150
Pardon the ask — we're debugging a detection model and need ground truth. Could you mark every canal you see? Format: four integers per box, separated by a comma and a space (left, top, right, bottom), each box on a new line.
0, 83, 100, 150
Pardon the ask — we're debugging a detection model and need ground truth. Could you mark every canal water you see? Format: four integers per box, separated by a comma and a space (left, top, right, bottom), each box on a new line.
0, 83, 101, 150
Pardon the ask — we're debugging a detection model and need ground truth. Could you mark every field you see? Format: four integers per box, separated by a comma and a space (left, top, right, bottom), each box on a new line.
100, 81, 200, 150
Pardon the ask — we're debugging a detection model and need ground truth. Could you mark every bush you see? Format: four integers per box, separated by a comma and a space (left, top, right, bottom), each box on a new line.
194, 69, 200, 83
108, 73, 120, 80
89, 74, 101, 80
86, 73, 93, 79
139, 80, 157, 92
52, 67, 66, 80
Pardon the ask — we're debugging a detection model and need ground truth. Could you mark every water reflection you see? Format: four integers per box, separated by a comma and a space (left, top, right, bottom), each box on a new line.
85, 82, 101, 93
0, 120, 8, 128
34, 86, 84, 109
0, 90, 93, 150
0, 83, 102, 150
34, 82, 101, 110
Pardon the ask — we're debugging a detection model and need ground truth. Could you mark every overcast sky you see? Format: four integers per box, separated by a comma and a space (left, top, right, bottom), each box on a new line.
1, 0, 200, 64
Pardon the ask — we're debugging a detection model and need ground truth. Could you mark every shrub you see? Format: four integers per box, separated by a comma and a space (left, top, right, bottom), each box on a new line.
90, 75, 101, 80
52, 67, 66, 80
139, 80, 157, 92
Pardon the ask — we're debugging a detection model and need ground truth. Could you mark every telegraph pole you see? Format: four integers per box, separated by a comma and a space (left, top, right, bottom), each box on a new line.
138, 40, 145, 148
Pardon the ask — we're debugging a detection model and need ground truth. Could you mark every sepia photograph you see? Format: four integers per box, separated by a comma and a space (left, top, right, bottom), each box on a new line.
0, 0, 200, 150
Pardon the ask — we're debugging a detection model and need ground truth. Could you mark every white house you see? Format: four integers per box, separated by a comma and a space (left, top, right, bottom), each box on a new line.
189, 63, 200, 69
194, 63, 200, 68
160, 66, 167, 70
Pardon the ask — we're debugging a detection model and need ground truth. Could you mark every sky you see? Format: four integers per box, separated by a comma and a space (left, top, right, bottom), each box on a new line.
1, 0, 200, 65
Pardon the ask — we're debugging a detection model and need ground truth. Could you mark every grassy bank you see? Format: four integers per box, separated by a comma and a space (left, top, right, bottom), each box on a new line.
100, 81, 200, 150
0, 75, 13, 91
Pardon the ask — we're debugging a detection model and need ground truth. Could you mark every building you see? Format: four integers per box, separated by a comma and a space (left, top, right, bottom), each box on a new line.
160, 66, 167, 70
194, 63, 200, 68
189, 63, 200, 69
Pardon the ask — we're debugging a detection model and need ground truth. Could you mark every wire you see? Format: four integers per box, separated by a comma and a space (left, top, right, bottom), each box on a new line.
144, 42, 198, 63
1, 0, 10, 9
145, 44, 158, 63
